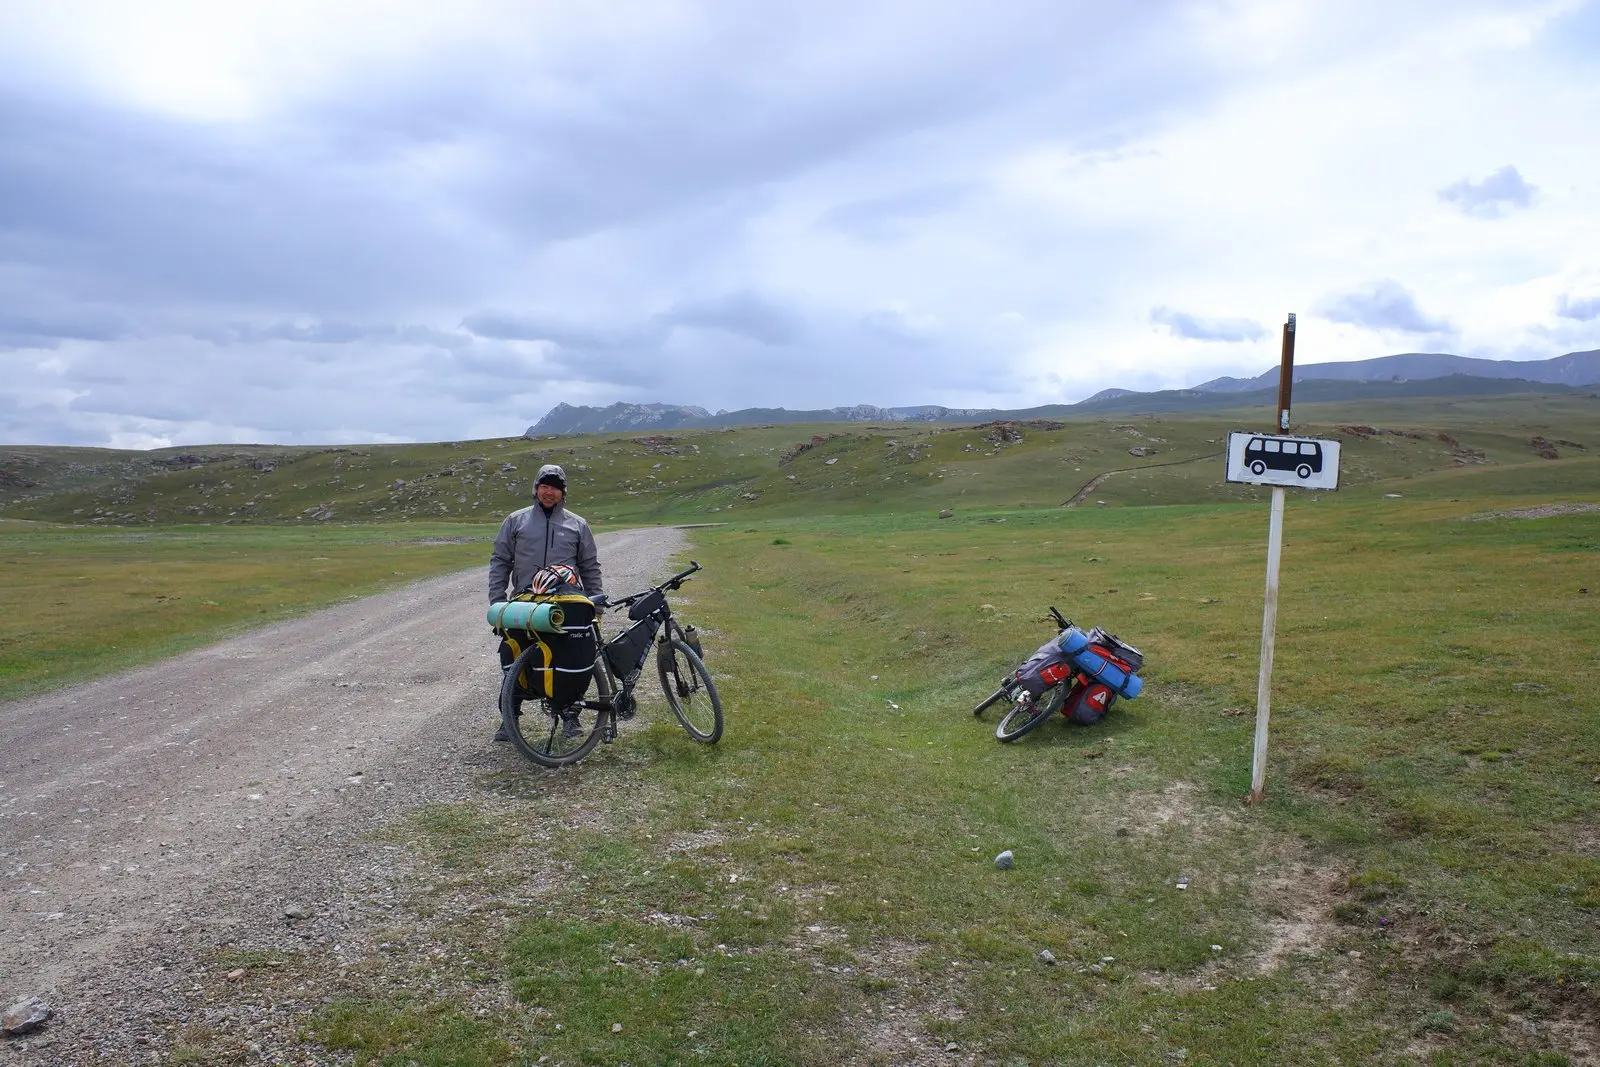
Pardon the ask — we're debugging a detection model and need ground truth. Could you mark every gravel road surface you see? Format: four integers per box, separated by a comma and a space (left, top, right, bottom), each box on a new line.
0, 526, 688, 1063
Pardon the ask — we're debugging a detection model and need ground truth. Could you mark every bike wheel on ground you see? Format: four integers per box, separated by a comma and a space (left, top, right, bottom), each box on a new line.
501, 644, 605, 767
995, 684, 1067, 742
972, 685, 1009, 717
657, 637, 722, 743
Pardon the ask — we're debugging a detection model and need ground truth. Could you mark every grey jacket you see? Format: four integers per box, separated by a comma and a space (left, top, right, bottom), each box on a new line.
487, 503, 603, 603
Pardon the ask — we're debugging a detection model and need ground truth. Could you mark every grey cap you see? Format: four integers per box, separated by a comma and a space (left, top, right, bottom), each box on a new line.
535, 463, 567, 491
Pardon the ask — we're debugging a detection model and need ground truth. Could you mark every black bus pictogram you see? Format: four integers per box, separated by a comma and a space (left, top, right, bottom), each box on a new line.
1244, 437, 1323, 479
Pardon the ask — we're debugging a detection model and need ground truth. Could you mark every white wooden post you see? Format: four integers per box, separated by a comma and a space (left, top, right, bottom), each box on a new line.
1249, 485, 1285, 804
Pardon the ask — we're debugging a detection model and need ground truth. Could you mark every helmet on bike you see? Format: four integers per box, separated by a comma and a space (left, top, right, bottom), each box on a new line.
529, 563, 581, 596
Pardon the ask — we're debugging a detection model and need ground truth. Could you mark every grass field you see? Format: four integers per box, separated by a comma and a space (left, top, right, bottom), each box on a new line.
0, 520, 491, 702
5, 393, 1598, 527
293, 490, 1598, 1066
4, 401, 1598, 1064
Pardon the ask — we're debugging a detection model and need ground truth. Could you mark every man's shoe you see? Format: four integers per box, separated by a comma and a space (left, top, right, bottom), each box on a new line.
561, 713, 586, 740
493, 723, 510, 742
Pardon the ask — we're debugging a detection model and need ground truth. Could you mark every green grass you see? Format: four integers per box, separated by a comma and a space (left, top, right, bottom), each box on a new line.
6, 400, 1599, 1062
308, 491, 1595, 1065
0, 520, 491, 702
316, 1000, 511, 1066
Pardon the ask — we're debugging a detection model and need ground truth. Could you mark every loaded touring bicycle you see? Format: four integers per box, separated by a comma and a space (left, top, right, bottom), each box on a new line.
490, 562, 722, 767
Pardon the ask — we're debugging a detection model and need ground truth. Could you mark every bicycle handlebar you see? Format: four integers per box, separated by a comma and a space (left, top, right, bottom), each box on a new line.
607, 561, 703, 612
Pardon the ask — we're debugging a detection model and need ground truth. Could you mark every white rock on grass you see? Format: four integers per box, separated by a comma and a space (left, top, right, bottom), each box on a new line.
994, 850, 1014, 869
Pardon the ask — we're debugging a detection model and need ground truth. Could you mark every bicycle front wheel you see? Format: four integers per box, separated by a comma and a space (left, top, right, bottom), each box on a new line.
657, 637, 722, 743
972, 686, 1008, 718
995, 684, 1066, 742
500, 644, 604, 767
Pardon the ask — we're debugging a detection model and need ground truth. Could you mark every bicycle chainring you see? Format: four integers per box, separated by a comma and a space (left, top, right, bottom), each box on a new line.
612, 690, 636, 721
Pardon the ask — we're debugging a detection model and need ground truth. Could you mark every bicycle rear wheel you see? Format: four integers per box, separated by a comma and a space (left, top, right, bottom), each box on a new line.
657, 637, 722, 743
995, 684, 1067, 742
500, 644, 605, 767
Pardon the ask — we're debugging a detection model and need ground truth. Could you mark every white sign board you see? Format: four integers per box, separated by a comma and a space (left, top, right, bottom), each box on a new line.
1225, 432, 1340, 490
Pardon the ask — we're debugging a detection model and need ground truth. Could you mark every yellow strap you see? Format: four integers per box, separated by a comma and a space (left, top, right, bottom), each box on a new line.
517, 635, 555, 698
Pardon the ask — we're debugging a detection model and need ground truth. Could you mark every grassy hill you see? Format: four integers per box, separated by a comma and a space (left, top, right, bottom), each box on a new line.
3, 393, 1598, 528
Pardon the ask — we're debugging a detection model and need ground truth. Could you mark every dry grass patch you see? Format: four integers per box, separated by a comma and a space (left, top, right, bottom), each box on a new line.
1252, 861, 1349, 977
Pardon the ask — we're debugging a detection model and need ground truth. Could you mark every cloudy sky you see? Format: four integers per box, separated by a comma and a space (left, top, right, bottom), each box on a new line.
2, 0, 1597, 447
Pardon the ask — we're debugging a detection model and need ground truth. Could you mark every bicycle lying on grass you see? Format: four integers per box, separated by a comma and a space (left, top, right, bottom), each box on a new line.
497, 562, 722, 767
972, 606, 1145, 742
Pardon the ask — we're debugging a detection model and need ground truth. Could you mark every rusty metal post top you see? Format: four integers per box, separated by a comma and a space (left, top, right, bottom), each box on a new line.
1276, 313, 1296, 432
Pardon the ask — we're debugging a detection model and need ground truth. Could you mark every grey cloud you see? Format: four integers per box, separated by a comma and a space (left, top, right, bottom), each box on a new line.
0, 1, 1296, 445
463, 291, 804, 366
0, 311, 127, 341
1149, 307, 1267, 343
460, 312, 663, 354
1437, 165, 1536, 219
858, 308, 941, 348
660, 292, 803, 347
0, 93, 497, 315
31, 337, 507, 440
1317, 281, 1453, 335
187, 320, 473, 351
0, 332, 60, 351
446, 5, 1182, 244
99, 344, 425, 417
4, 2, 1203, 321
1556, 294, 1600, 322
818, 183, 979, 241
0, 393, 98, 445
1539, 1, 1600, 68
518, 295, 1003, 410
0, 310, 129, 350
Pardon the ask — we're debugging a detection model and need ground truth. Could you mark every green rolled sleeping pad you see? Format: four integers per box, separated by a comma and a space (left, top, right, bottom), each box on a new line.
487, 600, 566, 634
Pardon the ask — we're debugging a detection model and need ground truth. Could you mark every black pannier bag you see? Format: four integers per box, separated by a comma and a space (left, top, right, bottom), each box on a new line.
497, 592, 597, 707
1085, 626, 1143, 671
604, 615, 663, 680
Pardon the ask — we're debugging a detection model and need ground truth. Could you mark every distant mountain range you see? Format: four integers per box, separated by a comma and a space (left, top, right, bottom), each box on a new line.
1189, 348, 1600, 392
526, 348, 1600, 434
530, 401, 998, 434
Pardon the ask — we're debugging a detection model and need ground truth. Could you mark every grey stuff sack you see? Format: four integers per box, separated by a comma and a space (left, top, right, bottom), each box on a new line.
1013, 637, 1075, 697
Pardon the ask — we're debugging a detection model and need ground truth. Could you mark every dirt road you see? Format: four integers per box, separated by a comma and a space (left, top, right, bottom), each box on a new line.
0, 526, 687, 1062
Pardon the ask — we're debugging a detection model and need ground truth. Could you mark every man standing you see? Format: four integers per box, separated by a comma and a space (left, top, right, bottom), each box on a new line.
488, 463, 605, 739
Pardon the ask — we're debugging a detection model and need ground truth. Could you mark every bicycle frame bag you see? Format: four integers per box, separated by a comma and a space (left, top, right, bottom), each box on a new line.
628, 590, 666, 621
603, 615, 663, 680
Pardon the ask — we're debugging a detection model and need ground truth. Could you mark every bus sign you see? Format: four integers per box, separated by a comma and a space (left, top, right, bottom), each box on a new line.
1225, 432, 1340, 490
